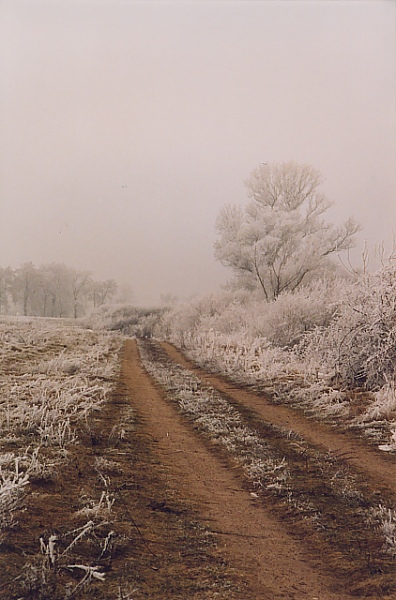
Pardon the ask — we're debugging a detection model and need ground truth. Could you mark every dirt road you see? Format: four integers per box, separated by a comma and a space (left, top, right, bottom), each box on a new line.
124, 340, 338, 599
124, 339, 396, 599
3, 335, 395, 598
161, 341, 396, 496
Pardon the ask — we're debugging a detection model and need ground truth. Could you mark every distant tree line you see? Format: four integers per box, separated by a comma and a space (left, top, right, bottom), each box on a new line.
0, 262, 119, 318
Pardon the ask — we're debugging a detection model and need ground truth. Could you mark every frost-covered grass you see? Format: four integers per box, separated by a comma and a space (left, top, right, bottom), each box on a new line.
361, 384, 396, 422
369, 505, 396, 558
138, 339, 396, 569
138, 339, 290, 493
0, 318, 122, 538
158, 259, 396, 451
168, 327, 396, 451
168, 327, 350, 418
0, 318, 125, 597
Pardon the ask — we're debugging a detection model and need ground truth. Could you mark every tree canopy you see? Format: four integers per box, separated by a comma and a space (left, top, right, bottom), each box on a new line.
214, 162, 360, 301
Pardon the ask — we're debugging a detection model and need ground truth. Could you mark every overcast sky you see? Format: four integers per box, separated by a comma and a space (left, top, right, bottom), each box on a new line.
1, 0, 395, 304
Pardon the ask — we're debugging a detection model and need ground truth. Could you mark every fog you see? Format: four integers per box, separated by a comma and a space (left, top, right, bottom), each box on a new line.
1, 0, 395, 305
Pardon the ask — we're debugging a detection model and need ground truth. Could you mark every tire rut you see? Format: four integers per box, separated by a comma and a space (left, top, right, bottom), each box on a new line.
125, 338, 362, 599
160, 341, 396, 497
151, 340, 396, 597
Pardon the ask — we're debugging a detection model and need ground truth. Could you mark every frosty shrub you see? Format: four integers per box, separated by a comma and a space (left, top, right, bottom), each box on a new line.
159, 292, 246, 346
159, 278, 346, 351
248, 278, 345, 348
84, 304, 164, 337
300, 257, 396, 390
160, 300, 305, 387
156, 256, 396, 447
84, 304, 140, 332
157, 280, 347, 392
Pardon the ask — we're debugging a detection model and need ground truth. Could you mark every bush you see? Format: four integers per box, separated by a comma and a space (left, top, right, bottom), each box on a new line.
84, 304, 165, 337
159, 279, 345, 350
300, 257, 396, 389
248, 278, 345, 348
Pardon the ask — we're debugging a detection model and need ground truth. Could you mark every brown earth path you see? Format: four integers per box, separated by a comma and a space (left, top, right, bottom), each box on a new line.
160, 341, 396, 497
124, 338, 353, 600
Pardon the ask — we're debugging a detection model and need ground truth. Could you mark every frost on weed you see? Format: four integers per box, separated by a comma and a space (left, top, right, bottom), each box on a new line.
245, 456, 289, 492
76, 491, 116, 519
368, 505, 396, 558
138, 340, 290, 494
288, 383, 350, 418
19, 518, 111, 598
0, 456, 29, 529
0, 320, 122, 538
353, 385, 396, 451
359, 384, 396, 423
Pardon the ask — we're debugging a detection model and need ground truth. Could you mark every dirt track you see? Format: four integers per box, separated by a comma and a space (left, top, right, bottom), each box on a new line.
124, 339, 343, 599
124, 339, 396, 599
4, 335, 394, 599
160, 341, 396, 496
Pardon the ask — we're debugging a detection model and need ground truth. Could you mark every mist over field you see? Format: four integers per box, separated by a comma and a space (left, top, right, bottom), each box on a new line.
1, 0, 395, 304
1, 5, 396, 594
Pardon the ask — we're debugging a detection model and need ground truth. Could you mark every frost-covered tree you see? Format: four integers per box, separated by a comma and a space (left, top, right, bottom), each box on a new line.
11, 262, 40, 315
90, 279, 118, 309
42, 263, 73, 318
214, 162, 360, 301
70, 270, 91, 319
0, 267, 14, 314
2, 262, 120, 317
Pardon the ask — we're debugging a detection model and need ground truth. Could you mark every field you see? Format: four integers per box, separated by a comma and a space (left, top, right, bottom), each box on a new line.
1, 318, 396, 599
0, 319, 242, 599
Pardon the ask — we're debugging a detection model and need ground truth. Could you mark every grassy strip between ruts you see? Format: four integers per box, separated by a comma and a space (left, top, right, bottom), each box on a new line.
139, 339, 396, 598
